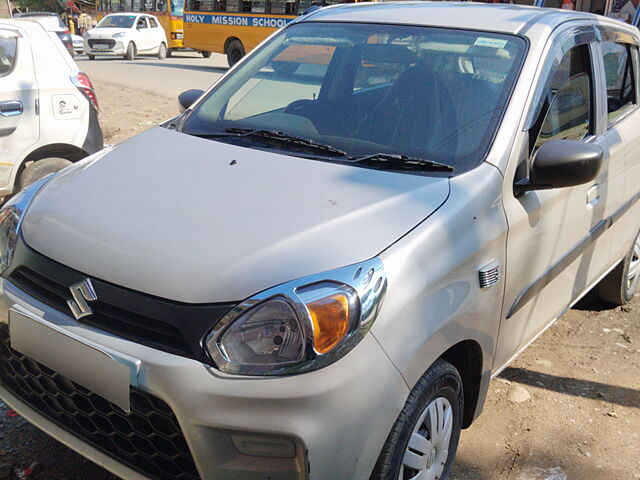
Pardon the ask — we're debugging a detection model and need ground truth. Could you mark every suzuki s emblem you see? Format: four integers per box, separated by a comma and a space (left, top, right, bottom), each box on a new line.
67, 279, 97, 320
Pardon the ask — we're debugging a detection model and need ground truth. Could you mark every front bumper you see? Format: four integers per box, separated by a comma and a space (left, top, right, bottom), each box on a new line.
84, 40, 126, 55
0, 277, 408, 480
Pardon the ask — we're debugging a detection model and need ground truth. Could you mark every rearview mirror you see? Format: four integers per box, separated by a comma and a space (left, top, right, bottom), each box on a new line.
514, 140, 603, 194
178, 89, 205, 113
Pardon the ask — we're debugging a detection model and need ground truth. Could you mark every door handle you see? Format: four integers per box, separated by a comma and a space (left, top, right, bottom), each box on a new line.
587, 184, 600, 207
0, 100, 24, 117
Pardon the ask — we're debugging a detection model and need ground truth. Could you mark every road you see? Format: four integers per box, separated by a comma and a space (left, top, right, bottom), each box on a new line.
76, 50, 229, 100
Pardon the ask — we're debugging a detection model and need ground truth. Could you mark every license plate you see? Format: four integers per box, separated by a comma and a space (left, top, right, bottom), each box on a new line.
93, 44, 109, 50
8, 310, 133, 412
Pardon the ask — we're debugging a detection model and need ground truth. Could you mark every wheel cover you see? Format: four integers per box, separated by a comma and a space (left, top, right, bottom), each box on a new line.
627, 232, 640, 293
399, 397, 453, 480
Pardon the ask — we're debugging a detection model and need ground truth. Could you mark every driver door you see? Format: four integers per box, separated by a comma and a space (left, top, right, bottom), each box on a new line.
495, 27, 623, 370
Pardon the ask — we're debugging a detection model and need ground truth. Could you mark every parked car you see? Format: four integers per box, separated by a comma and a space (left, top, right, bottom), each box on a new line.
0, 20, 102, 198
12, 12, 74, 57
1, 4, 639, 480
84, 13, 168, 60
71, 33, 84, 54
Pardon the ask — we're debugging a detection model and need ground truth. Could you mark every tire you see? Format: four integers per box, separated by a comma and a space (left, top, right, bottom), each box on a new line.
371, 359, 463, 480
88, 54, 95, 60
18, 158, 73, 191
158, 42, 167, 60
125, 42, 135, 61
597, 227, 640, 305
167, 48, 173, 58
226, 39, 244, 67
201, 50, 212, 58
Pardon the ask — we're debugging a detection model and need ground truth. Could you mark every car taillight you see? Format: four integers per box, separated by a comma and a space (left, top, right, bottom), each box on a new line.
71, 72, 99, 111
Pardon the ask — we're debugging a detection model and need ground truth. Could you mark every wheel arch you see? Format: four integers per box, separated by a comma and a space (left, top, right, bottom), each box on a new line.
438, 339, 484, 428
10, 143, 88, 195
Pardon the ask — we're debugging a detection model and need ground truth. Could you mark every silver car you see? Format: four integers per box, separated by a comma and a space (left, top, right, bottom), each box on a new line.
1, 3, 639, 480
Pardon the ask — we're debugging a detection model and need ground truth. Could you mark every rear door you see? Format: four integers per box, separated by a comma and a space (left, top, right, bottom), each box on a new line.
0, 27, 39, 191
593, 30, 640, 264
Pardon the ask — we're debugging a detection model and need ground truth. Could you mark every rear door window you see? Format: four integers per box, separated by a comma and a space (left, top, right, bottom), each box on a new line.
0, 34, 18, 78
601, 41, 638, 124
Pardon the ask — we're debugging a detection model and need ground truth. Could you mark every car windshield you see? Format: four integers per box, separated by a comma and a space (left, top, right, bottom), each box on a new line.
96, 15, 136, 28
171, 0, 184, 16
182, 22, 526, 173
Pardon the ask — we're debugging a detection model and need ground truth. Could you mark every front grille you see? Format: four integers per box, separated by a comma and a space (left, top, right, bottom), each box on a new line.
11, 267, 190, 355
0, 325, 200, 480
88, 39, 116, 48
6, 239, 236, 363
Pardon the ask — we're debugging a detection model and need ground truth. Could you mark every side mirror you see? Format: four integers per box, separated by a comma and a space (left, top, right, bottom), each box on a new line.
514, 140, 603, 194
178, 89, 205, 113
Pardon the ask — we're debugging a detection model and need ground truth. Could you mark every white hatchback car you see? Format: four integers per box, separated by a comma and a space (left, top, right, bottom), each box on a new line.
0, 20, 102, 198
84, 13, 168, 60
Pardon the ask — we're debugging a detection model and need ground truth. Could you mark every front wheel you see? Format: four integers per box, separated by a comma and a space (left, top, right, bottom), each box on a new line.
371, 359, 463, 480
201, 50, 212, 58
158, 42, 167, 60
124, 42, 135, 60
226, 39, 244, 67
597, 227, 640, 305
88, 54, 95, 60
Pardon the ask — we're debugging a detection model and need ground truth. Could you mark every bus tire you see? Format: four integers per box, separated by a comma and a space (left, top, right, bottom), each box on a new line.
226, 39, 244, 67
167, 48, 173, 58
158, 42, 167, 60
88, 54, 95, 60
125, 42, 136, 60
201, 50, 212, 58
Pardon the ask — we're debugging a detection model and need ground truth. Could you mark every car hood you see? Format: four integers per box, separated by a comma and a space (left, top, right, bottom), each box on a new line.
86, 27, 127, 38
21, 127, 450, 303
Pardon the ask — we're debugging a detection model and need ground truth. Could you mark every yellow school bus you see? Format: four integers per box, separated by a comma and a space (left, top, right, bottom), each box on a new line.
96, 0, 185, 52
183, 0, 351, 66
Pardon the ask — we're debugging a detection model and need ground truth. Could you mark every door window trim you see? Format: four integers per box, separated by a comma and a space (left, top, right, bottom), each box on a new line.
524, 23, 598, 133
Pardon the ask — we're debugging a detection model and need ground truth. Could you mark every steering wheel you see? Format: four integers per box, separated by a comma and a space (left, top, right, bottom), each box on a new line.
284, 99, 352, 136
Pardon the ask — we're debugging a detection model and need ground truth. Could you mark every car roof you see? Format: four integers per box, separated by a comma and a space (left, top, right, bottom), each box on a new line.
301, 2, 624, 36
14, 12, 59, 16
105, 12, 142, 16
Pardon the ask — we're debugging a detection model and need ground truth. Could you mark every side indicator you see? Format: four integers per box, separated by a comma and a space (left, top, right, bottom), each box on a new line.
479, 261, 500, 289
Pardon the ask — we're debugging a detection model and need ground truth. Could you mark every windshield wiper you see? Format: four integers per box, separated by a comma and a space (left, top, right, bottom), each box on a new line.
347, 153, 453, 172
192, 128, 347, 157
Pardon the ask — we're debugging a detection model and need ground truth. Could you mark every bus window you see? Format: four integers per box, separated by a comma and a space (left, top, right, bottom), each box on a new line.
271, 0, 286, 13
171, 0, 185, 15
252, 0, 266, 12
226, 0, 240, 11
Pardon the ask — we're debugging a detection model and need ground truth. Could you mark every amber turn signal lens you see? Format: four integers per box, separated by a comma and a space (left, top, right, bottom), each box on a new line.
306, 293, 350, 354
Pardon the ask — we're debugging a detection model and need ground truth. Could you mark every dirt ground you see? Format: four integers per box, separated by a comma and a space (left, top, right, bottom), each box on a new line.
1, 80, 639, 480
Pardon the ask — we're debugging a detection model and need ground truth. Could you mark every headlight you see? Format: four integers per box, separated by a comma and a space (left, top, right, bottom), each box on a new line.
206, 258, 386, 375
112, 32, 126, 38
0, 177, 52, 275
